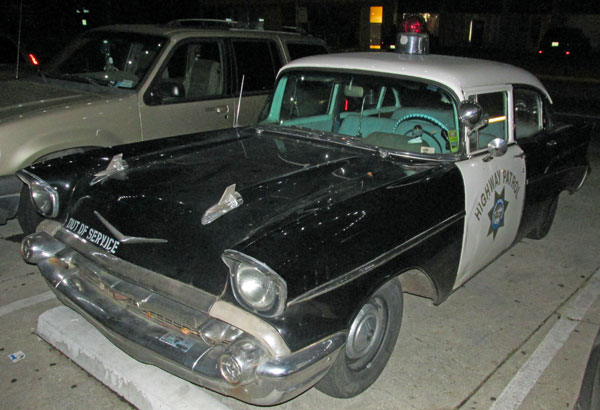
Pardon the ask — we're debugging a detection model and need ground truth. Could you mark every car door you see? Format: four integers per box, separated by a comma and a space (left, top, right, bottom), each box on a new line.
454, 87, 526, 287
514, 87, 592, 239
139, 38, 234, 140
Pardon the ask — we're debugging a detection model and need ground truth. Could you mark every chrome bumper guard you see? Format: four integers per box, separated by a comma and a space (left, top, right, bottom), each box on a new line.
23, 228, 345, 405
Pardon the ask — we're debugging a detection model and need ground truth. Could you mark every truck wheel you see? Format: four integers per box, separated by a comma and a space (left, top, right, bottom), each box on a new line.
316, 279, 403, 398
527, 195, 558, 240
17, 184, 44, 234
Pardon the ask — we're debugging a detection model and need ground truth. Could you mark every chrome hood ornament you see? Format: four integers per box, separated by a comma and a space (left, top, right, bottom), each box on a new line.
91, 153, 128, 186
202, 184, 243, 225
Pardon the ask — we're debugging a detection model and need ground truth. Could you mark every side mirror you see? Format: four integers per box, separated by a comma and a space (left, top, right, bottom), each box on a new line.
144, 81, 185, 105
458, 100, 482, 126
459, 100, 488, 135
157, 81, 185, 98
484, 138, 508, 161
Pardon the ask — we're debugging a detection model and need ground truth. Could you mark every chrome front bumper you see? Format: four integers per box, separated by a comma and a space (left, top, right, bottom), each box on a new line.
23, 224, 345, 405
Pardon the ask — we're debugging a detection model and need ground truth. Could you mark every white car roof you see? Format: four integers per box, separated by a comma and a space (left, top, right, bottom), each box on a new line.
282, 52, 551, 102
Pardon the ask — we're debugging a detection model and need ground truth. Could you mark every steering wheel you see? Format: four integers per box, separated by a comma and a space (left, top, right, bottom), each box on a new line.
403, 125, 443, 153
393, 113, 450, 151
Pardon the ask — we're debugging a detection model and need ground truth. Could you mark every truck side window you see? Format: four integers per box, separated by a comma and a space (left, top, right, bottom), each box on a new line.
232, 40, 283, 94
514, 88, 543, 140
161, 40, 224, 101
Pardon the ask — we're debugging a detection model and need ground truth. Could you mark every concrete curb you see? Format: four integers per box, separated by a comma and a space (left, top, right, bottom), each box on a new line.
37, 306, 231, 410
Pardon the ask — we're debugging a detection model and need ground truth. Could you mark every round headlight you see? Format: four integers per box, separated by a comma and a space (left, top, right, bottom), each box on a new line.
222, 250, 287, 317
236, 265, 277, 310
30, 180, 58, 217
16, 170, 60, 218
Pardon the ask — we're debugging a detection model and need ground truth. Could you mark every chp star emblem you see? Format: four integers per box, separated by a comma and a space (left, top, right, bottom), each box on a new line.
487, 187, 509, 240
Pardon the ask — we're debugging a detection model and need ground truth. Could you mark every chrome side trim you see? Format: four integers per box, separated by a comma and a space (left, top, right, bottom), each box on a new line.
288, 211, 465, 305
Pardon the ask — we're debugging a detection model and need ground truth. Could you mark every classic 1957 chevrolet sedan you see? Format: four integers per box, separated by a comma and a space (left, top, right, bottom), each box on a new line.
18, 20, 591, 405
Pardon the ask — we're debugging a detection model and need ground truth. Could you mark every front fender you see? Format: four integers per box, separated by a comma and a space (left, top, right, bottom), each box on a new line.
0, 93, 141, 175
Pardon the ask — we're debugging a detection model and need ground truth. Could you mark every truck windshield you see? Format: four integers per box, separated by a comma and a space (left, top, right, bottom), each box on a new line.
46, 31, 166, 89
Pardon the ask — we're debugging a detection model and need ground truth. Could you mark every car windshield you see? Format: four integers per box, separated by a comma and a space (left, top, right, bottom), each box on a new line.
45, 31, 166, 89
260, 71, 460, 156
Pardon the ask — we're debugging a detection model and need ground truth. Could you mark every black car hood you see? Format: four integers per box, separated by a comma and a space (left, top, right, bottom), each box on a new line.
59, 127, 438, 297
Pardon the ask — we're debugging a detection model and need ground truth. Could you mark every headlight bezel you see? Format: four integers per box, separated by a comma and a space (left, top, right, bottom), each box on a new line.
17, 170, 60, 218
222, 250, 287, 317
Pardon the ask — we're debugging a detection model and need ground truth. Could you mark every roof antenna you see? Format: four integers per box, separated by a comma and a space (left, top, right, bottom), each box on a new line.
15, 0, 24, 79
234, 74, 245, 128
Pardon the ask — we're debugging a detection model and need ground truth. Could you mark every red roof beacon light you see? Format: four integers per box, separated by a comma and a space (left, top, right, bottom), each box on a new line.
396, 15, 429, 55
402, 15, 426, 34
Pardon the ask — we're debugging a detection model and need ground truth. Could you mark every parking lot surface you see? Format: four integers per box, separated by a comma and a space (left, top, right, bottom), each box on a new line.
1, 136, 599, 410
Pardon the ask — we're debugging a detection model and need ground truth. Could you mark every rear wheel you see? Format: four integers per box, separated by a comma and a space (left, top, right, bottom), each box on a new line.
17, 184, 44, 235
527, 195, 558, 240
316, 279, 403, 398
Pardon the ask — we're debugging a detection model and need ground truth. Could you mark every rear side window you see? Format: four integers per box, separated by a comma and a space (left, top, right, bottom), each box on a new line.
514, 88, 543, 140
286, 42, 327, 60
232, 40, 282, 93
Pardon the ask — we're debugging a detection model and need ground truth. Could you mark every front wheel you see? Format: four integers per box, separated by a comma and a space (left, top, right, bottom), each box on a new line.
316, 279, 403, 398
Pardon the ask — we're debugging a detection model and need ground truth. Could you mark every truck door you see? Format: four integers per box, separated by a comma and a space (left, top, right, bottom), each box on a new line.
140, 39, 234, 140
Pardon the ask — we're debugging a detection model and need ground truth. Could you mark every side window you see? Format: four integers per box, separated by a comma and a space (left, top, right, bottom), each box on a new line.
469, 91, 508, 151
514, 88, 543, 140
232, 40, 283, 93
160, 40, 224, 101
286, 42, 327, 60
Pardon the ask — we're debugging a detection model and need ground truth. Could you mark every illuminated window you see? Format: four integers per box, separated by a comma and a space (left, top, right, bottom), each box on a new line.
370, 6, 383, 24
369, 6, 383, 49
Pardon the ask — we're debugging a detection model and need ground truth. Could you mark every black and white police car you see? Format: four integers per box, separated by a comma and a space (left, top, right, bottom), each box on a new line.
19, 16, 591, 405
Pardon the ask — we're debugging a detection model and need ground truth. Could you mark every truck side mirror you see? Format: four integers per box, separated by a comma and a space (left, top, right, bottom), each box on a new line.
144, 81, 185, 105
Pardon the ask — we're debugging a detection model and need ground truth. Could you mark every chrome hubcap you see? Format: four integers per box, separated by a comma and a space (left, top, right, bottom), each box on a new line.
346, 296, 387, 369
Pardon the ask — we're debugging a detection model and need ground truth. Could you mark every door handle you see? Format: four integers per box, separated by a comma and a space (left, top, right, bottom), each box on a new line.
546, 140, 557, 147
514, 152, 526, 158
